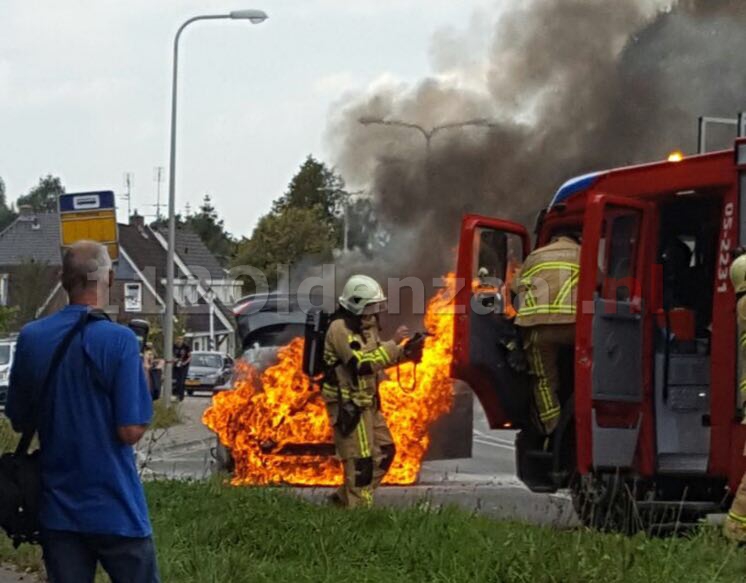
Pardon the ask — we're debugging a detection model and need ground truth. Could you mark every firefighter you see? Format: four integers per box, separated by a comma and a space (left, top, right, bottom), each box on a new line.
724, 252, 746, 543
511, 231, 580, 435
322, 275, 423, 508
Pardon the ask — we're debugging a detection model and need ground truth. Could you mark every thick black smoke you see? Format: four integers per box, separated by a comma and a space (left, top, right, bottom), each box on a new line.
326, 0, 746, 291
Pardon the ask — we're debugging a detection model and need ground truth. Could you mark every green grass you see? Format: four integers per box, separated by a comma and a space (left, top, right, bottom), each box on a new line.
4, 480, 744, 582
150, 401, 183, 430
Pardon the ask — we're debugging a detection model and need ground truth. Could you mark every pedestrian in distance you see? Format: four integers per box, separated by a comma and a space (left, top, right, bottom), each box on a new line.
5, 241, 159, 582
143, 343, 162, 400
172, 336, 191, 401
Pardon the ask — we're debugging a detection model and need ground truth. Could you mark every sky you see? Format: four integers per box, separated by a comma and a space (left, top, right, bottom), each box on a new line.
0, 0, 497, 238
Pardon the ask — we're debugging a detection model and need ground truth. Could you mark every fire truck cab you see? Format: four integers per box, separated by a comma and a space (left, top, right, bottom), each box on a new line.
452, 139, 746, 530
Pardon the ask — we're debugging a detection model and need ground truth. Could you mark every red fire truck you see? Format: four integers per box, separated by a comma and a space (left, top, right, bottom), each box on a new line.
452, 138, 746, 530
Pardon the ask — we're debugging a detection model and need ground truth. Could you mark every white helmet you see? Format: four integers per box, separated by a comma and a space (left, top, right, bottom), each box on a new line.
339, 274, 387, 316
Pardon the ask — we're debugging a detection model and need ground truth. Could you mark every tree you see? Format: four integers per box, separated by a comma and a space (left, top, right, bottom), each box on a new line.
343, 196, 386, 252
272, 156, 346, 244
184, 195, 235, 265
17, 175, 65, 212
149, 213, 184, 231
233, 206, 336, 290
0, 177, 17, 231
0, 306, 18, 335
12, 260, 54, 328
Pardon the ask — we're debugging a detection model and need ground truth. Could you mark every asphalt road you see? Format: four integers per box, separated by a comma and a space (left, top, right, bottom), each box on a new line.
146, 396, 578, 527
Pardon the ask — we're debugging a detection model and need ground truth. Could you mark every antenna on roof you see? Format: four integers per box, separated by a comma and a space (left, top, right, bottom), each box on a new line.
153, 166, 164, 220
120, 172, 134, 219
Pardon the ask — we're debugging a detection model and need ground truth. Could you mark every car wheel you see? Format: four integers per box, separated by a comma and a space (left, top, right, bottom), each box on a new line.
187, 390, 194, 396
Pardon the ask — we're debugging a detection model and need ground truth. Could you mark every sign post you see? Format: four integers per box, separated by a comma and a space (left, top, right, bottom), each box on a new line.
58, 191, 119, 261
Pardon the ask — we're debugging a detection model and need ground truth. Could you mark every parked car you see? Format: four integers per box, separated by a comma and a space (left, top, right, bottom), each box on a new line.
185, 351, 234, 396
0, 338, 17, 409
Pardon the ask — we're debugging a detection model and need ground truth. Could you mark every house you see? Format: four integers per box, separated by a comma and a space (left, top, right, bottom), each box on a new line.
0, 208, 239, 354
0, 208, 64, 316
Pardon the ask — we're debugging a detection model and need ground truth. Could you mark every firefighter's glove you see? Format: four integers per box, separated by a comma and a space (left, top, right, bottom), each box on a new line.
403, 332, 427, 364
502, 338, 528, 373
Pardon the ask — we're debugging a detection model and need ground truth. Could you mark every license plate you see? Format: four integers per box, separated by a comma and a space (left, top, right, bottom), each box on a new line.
186, 379, 201, 386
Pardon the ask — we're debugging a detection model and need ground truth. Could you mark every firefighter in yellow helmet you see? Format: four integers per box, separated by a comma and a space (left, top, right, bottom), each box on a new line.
724, 252, 746, 543
322, 275, 424, 508
511, 232, 581, 435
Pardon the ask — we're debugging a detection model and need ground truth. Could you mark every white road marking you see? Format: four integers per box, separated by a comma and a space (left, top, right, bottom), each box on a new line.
474, 438, 515, 451
474, 430, 516, 448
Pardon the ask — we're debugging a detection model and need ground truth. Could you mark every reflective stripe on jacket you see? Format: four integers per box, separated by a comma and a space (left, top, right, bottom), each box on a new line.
512, 236, 581, 327
322, 317, 402, 408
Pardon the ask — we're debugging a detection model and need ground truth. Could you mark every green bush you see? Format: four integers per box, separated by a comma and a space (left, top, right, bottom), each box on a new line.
150, 401, 184, 430
0, 417, 16, 453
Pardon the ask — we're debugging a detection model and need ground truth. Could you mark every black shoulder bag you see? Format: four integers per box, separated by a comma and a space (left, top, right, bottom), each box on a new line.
0, 310, 91, 547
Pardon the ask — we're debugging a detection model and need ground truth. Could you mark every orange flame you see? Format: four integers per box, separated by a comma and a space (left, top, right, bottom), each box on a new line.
203, 275, 456, 486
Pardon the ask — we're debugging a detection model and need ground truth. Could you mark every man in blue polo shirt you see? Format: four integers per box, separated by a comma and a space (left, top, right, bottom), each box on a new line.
6, 241, 159, 582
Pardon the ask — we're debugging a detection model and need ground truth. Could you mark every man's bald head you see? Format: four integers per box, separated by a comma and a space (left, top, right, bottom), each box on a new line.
62, 241, 112, 297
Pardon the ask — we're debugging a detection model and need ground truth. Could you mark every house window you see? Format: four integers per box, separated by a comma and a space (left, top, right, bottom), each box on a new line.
124, 282, 142, 312
0, 274, 8, 306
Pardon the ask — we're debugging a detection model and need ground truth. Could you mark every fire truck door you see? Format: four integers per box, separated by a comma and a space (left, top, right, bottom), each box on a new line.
576, 195, 652, 472
453, 214, 531, 429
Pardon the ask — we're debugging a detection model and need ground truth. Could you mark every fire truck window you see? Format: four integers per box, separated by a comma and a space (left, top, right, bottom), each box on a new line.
603, 213, 640, 301
658, 196, 721, 337
472, 228, 525, 316
475, 228, 507, 282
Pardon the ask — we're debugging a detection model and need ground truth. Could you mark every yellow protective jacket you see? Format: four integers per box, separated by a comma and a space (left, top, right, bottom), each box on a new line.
322, 317, 403, 408
738, 295, 746, 417
511, 236, 581, 327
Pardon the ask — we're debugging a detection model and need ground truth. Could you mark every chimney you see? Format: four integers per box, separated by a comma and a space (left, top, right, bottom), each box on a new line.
18, 205, 35, 221
130, 212, 145, 229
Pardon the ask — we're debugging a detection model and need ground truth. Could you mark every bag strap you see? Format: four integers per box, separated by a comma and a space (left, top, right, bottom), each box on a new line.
14, 309, 92, 455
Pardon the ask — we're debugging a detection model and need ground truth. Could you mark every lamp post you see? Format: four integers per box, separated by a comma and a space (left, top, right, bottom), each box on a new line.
358, 116, 494, 157
342, 190, 367, 252
358, 116, 495, 194
163, 9, 268, 404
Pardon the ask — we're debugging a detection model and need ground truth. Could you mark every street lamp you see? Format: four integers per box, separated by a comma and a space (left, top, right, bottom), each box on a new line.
358, 116, 495, 195
342, 190, 369, 252
358, 116, 494, 157
163, 9, 268, 405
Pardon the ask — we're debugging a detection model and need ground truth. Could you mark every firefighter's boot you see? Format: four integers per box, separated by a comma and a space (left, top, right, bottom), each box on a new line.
334, 407, 377, 508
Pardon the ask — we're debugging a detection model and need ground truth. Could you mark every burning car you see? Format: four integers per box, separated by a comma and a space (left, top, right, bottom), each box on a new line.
205, 283, 469, 485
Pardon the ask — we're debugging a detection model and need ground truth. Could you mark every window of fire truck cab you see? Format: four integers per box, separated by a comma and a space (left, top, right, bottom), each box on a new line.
473, 228, 524, 314
600, 212, 642, 303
